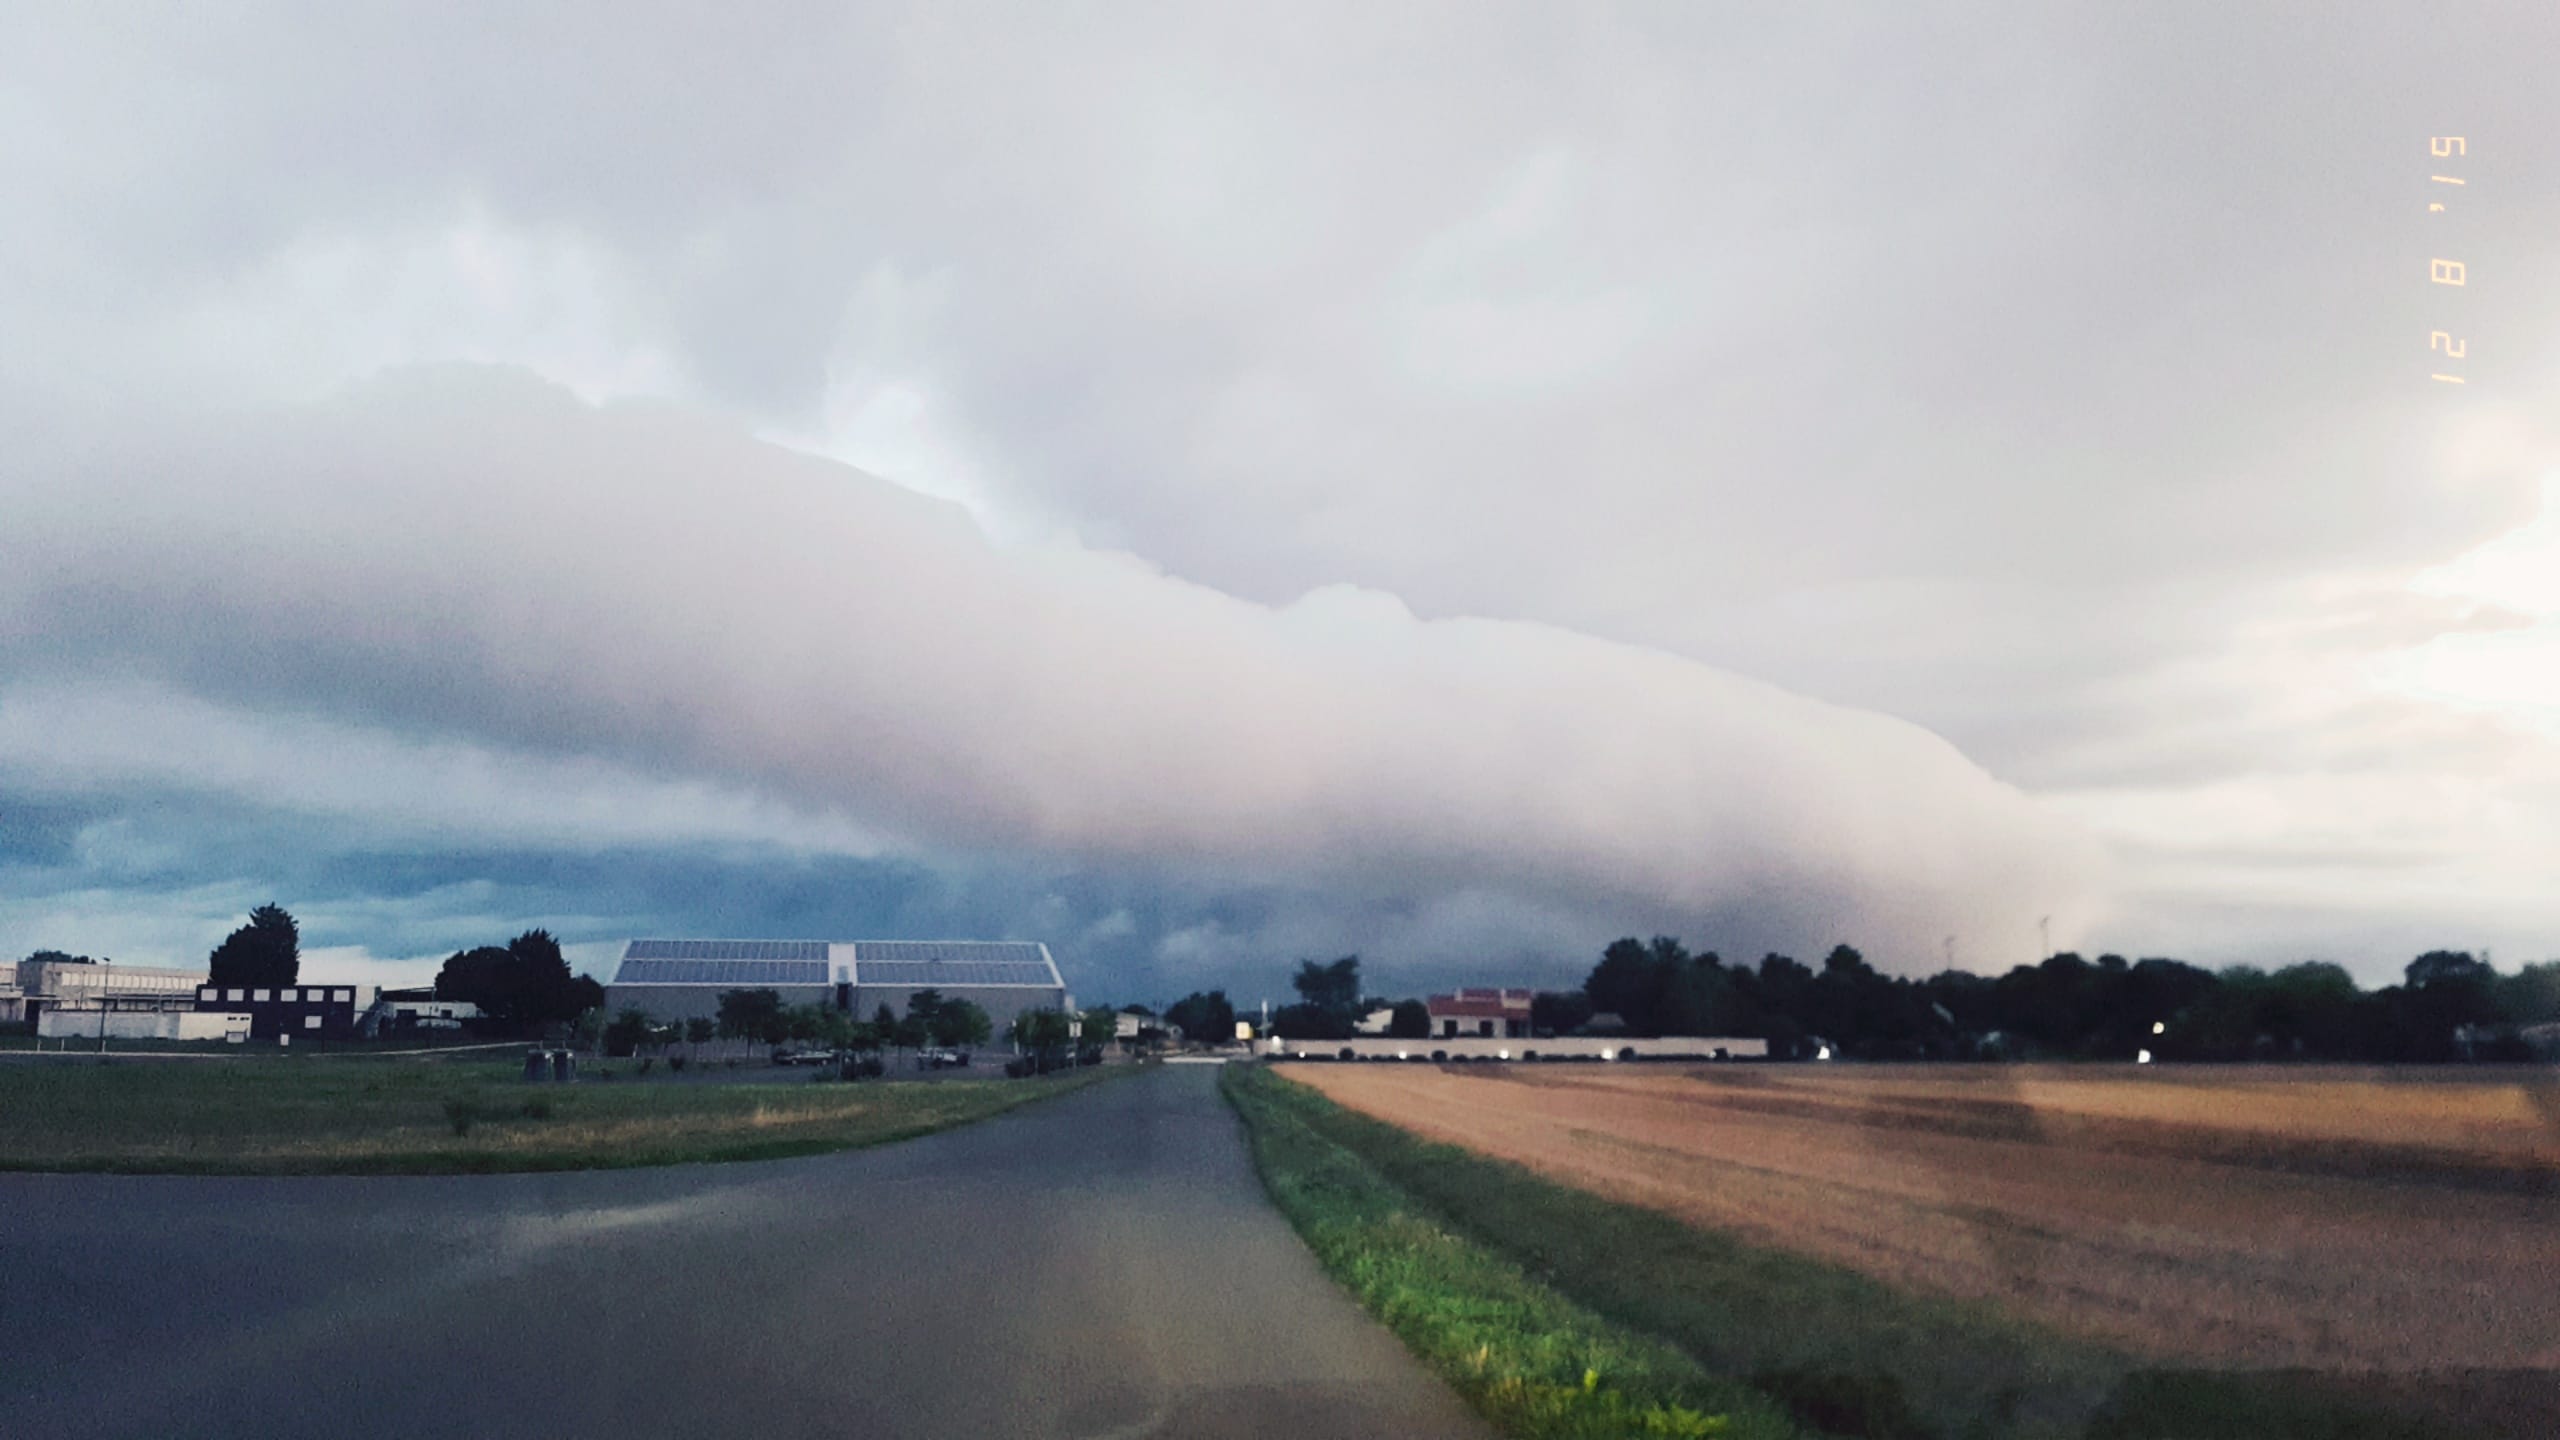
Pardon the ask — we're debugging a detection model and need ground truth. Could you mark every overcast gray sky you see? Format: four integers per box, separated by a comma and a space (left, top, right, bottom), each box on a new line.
3, 3, 2556, 998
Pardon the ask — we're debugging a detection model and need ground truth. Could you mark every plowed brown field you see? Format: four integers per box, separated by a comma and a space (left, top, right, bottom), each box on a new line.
1291, 1062, 2560, 1371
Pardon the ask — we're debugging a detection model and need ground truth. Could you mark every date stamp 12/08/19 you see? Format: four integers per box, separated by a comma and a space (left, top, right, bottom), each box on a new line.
2426, 136, 2468, 386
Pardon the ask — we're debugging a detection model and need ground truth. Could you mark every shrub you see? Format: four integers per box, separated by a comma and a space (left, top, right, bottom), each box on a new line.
442, 1096, 482, 1137
636, 1057, 655, 1076
666, 1054, 688, 1073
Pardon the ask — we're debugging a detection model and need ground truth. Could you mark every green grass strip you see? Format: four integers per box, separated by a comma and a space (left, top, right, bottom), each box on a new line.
1223, 1062, 1806, 1440
0, 1055, 1131, 1174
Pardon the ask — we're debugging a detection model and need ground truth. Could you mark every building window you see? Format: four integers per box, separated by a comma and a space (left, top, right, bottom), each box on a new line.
280, 989, 298, 1003
304, 1015, 322, 1030
1478, 1019, 1494, 1037
253, 989, 271, 1002
334, 989, 352, 1002
228, 989, 245, 1002
200, 989, 218, 1002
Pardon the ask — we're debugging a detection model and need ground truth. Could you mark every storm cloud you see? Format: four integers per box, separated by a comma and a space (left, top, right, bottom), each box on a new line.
3, 2, 2557, 989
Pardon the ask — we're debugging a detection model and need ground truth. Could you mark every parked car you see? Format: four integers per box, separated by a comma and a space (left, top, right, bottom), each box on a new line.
772, 1046, 840, 1067
915, 1047, 971, 1069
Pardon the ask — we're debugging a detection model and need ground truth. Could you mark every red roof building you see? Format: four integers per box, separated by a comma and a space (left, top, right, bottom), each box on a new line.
1426, 987, 1534, 1038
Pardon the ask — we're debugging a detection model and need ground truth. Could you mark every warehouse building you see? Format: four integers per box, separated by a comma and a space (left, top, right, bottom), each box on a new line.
192, 983, 375, 1041
15, 957, 211, 1031
604, 939, 1071, 1030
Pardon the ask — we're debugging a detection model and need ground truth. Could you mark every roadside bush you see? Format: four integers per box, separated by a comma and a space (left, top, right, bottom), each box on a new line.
636, 1057, 655, 1076
666, 1055, 688, 1073
442, 1095, 483, 1137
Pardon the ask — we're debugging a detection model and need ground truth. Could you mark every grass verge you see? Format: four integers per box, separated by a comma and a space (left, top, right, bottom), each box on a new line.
1227, 1064, 2464, 1440
1223, 1061, 1807, 1439
0, 1055, 1130, 1174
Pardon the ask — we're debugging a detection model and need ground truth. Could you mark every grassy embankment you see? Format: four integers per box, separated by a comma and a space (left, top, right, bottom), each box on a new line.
1224, 1061, 1807, 1440
1223, 1064, 2450, 1440
0, 1054, 1126, 1174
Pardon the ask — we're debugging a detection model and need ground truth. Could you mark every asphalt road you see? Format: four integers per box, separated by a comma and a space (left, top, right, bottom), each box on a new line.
1, 1064, 1491, 1440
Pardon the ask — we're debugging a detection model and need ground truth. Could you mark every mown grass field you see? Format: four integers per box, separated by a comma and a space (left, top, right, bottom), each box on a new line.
1240, 1063, 2550, 1440
0, 1054, 1124, 1174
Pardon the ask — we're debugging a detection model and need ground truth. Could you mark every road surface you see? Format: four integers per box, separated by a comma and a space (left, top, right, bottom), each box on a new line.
1, 1065, 1491, 1439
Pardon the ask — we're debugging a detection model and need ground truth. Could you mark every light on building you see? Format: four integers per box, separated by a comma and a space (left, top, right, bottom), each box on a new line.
1816, 1044, 1832, 1061
1397, 1050, 1409, 1060
2137, 1049, 2153, 1064
1498, 1049, 1509, 1060
2152, 1021, 2166, 1035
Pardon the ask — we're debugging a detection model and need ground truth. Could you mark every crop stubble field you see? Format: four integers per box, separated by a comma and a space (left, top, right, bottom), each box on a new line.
1291, 1062, 2560, 1374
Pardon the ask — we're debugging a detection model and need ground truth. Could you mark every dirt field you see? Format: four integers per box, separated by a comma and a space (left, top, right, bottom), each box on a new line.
1289, 1062, 2560, 1372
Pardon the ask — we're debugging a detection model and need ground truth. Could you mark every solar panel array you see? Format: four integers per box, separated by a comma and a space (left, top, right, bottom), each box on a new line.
855, 941, 1050, 968
606, 939, 1059, 989
625, 940, 828, 962
611, 959, 830, 986
853, 960, 1059, 988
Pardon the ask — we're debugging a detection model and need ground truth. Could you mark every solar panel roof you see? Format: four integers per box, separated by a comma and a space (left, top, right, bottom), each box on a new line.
852, 960, 1060, 988
854, 941, 1050, 967
624, 940, 827, 962
606, 939, 1060, 988
610, 959, 830, 986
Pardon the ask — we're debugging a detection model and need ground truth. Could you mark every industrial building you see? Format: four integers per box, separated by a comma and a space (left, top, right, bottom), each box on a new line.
192, 983, 375, 1041
604, 939, 1071, 1030
377, 987, 483, 1033
12, 956, 213, 1033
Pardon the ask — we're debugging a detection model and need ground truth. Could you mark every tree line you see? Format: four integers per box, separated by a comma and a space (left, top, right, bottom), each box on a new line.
600, 987, 1122, 1061
1232, 939, 2558, 1063
1574, 937, 2557, 1062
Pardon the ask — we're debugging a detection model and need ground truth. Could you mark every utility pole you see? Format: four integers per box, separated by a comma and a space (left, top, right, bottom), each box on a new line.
1943, 936, 1955, 971
97, 957, 112, 1054
2039, 916, 2052, 962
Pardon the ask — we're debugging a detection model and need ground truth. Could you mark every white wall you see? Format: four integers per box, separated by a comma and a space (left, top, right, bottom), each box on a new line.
35, 1009, 250, 1041
1263, 1034, 1770, 1062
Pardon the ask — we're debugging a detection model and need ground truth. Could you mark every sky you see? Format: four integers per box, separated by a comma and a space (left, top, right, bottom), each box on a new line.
3, 3, 2557, 1002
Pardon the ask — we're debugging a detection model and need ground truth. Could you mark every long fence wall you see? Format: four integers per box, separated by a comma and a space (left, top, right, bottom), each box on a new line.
1261, 1034, 1769, 1062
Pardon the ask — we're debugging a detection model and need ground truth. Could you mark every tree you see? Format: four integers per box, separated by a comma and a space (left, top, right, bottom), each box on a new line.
2407, 950, 2494, 990
1164, 990, 1237, 1045
716, 988, 787, 1043
934, 999, 995, 1049
1009, 1007, 1074, 1060
892, 1010, 930, 1052
208, 904, 299, 988
601, 1007, 653, 1058
683, 1017, 716, 1046
1528, 991, 1592, 1037
1387, 999, 1433, 1038
1079, 1007, 1118, 1047
23, 949, 91, 966
432, 929, 600, 1034
1585, 937, 1665, 1033
2498, 962, 2560, 1026
906, 989, 947, 1036
1290, 953, 1372, 1019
